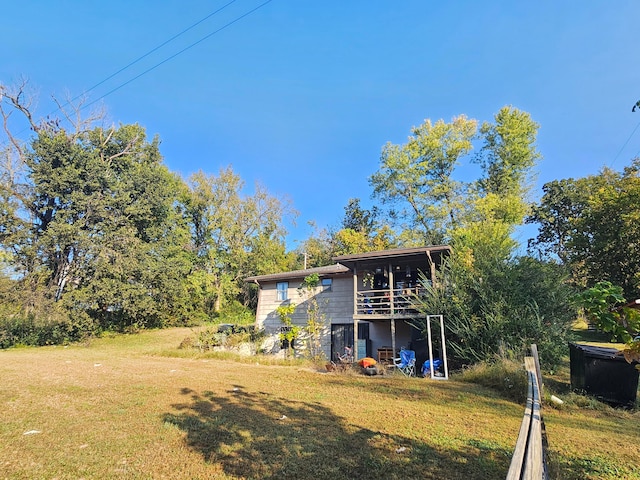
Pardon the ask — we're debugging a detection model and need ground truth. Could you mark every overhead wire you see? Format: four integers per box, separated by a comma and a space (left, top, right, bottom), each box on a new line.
1, 0, 274, 140
81, 0, 274, 112
610, 117, 640, 168
62, 0, 239, 111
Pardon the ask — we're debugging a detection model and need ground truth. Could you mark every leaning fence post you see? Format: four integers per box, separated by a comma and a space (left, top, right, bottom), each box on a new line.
506, 355, 549, 480
530, 344, 543, 400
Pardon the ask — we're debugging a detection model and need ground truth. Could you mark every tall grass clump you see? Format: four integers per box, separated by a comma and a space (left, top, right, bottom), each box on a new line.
458, 357, 529, 404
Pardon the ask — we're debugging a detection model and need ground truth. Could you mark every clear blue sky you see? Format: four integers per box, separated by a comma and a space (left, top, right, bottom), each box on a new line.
2, 1, 639, 248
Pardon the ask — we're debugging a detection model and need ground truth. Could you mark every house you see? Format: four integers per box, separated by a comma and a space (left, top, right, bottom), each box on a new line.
245, 246, 451, 368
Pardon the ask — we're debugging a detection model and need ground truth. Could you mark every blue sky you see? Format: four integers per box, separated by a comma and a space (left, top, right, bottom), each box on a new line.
2, 1, 639, 248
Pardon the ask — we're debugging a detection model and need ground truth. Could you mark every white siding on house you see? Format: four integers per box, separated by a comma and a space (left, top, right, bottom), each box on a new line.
254, 274, 353, 358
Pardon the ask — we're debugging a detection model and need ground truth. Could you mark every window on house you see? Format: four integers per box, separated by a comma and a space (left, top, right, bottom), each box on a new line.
322, 278, 332, 292
276, 281, 288, 301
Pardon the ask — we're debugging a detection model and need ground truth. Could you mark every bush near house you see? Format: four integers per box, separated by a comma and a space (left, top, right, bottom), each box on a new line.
179, 323, 264, 352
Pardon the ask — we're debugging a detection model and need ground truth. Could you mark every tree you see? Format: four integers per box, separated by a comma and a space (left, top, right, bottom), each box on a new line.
527, 178, 589, 263
472, 106, 540, 226
375, 108, 572, 366
295, 223, 334, 269
447, 107, 541, 288
0, 80, 194, 333
415, 254, 576, 368
341, 198, 378, 233
577, 281, 640, 363
297, 273, 327, 361
331, 198, 395, 255
370, 115, 477, 244
186, 167, 295, 316
529, 161, 640, 298
369, 107, 540, 247
276, 303, 298, 358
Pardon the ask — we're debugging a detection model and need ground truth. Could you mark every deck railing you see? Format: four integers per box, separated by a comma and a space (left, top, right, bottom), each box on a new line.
355, 288, 423, 315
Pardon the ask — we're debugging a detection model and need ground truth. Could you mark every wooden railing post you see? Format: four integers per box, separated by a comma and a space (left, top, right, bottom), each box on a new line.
506, 354, 548, 480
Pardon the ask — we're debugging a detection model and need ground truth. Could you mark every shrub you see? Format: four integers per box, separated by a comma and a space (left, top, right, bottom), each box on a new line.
215, 300, 256, 325
0, 311, 95, 348
181, 324, 265, 352
414, 255, 576, 370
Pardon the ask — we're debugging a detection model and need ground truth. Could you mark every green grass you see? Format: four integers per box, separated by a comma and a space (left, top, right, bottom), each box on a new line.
0, 327, 638, 479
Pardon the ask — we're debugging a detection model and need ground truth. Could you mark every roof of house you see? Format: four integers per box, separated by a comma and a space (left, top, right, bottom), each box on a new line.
245, 246, 452, 283
245, 263, 351, 283
332, 245, 451, 263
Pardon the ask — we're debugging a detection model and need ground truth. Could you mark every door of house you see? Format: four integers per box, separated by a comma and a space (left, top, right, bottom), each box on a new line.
331, 323, 370, 361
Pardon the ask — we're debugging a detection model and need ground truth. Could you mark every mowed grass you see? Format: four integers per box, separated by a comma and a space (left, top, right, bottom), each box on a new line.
0, 328, 638, 479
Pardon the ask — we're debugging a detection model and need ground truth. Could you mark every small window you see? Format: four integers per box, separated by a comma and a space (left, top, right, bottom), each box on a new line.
322, 278, 332, 292
276, 281, 288, 301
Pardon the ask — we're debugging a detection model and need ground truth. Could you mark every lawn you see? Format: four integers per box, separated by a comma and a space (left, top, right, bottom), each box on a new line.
0, 327, 638, 479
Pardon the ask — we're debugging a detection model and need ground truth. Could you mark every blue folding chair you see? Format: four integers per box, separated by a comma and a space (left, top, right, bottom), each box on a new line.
421, 358, 443, 378
392, 349, 416, 376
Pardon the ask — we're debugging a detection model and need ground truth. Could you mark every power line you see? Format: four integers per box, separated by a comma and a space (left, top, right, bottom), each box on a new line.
82, 0, 274, 112
610, 118, 640, 167
1, 0, 273, 141
63, 0, 238, 110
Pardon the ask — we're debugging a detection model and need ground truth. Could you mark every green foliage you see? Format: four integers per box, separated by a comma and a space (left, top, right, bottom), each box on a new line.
300, 273, 320, 289
298, 273, 327, 361
0, 271, 97, 347
0, 113, 197, 333
475, 106, 540, 201
371, 106, 569, 368
341, 198, 378, 233
276, 303, 299, 357
369, 107, 540, 247
331, 198, 395, 255
181, 324, 264, 352
1, 85, 298, 343
415, 254, 576, 369
186, 167, 295, 314
529, 161, 640, 298
0, 309, 94, 348
527, 178, 588, 263
332, 225, 396, 256
294, 223, 333, 268
370, 115, 477, 243
215, 300, 256, 325
576, 281, 640, 345
457, 358, 529, 404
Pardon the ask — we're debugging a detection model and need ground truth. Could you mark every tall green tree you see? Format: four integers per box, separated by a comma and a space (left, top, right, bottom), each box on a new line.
529, 161, 640, 298
331, 198, 395, 256
369, 106, 540, 250
0, 81, 193, 331
451, 107, 541, 274
186, 167, 295, 316
370, 115, 477, 244
374, 107, 572, 366
295, 223, 334, 269
472, 106, 540, 225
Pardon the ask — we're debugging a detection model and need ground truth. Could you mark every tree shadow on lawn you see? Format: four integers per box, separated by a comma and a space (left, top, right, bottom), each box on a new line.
163, 386, 512, 480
